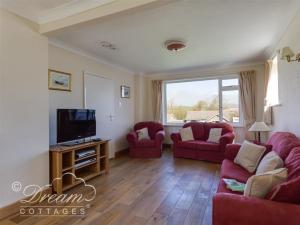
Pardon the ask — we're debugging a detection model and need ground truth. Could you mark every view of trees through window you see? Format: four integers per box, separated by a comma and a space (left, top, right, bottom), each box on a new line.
165, 78, 240, 124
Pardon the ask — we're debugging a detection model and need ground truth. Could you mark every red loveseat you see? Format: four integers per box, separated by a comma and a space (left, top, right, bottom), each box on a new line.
171, 122, 235, 163
127, 121, 165, 158
213, 132, 300, 225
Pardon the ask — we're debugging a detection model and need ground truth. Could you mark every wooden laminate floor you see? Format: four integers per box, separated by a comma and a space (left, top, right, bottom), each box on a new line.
1, 149, 220, 225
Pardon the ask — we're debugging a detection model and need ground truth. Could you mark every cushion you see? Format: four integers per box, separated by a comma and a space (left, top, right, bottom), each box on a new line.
267, 132, 300, 160
284, 147, 300, 180
256, 151, 283, 175
244, 168, 288, 198
177, 141, 220, 151
136, 127, 150, 141
207, 128, 222, 143
135, 139, 156, 148
180, 127, 194, 141
267, 176, 300, 204
234, 141, 266, 173
221, 159, 253, 183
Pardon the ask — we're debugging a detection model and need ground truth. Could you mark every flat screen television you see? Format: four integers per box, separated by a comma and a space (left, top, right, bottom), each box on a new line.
57, 109, 96, 143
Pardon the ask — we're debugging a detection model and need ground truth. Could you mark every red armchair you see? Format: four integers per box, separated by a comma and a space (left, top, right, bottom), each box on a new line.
171, 122, 235, 163
127, 122, 165, 158
213, 132, 300, 225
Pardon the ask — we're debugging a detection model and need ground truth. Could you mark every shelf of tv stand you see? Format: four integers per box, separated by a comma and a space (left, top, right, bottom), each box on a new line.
50, 140, 109, 194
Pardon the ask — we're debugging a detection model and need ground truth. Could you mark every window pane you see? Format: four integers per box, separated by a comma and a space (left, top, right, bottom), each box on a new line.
222, 78, 238, 87
222, 90, 239, 123
166, 80, 219, 123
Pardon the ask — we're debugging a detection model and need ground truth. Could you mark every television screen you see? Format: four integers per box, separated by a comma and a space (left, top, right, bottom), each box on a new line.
57, 109, 96, 143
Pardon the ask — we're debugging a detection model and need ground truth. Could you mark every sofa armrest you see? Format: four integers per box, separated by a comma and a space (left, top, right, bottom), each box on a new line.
213, 193, 300, 225
155, 130, 165, 144
219, 133, 235, 150
171, 133, 182, 144
224, 144, 241, 160
127, 131, 138, 145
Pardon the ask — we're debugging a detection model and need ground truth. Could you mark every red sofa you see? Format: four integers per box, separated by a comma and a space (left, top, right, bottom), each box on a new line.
213, 132, 300, 225
171, 122, 235, 163
127, 121, 165, 158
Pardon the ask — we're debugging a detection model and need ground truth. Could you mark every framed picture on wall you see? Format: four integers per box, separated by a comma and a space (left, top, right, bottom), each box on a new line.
48, 69, 72, 91
121, 85, 130, 98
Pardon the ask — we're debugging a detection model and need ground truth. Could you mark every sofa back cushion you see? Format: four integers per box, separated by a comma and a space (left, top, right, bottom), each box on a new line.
267, 176, 300, 204
266, 147, 300, 204
204, 122, 233, 140
267, 132, 300, 160
183, 122, 205, 140
285, 147, 300, 180
134, 122, 163, 139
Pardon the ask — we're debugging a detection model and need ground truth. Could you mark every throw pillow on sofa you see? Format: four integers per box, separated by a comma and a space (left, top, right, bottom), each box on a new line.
244, 168, 288, 198
136, 127, 150, 141
234, 141, 266, 173
256, 151, 283, 175
207, 128, 222, 143
180, 127, 194, 141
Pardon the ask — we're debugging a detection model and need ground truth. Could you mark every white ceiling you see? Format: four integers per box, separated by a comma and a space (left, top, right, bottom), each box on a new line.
48, 0, 300, 74
0, 0, 116, 23
2, 0, 300, 74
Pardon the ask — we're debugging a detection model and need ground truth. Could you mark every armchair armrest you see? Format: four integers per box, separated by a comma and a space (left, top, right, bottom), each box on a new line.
127, 131, 138, 145
213, 193, 300, 225
219, 133, 235, 150
225, 144, 241, 160
171, 133, 182, 144
155, 130, 165, 144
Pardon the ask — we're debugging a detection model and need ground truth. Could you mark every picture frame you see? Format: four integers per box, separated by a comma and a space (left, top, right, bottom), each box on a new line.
48, 69, 72, 91
121, 85, 130, 98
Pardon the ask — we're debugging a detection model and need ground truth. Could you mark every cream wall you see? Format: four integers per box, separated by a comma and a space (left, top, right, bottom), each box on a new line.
48, 44, 135, 154
271, 10, 300, 137
137, 64, 266, 144
0, 9, 49, 207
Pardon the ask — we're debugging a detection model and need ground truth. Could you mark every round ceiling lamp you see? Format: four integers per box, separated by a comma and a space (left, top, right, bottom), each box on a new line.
165, 40, 186, 52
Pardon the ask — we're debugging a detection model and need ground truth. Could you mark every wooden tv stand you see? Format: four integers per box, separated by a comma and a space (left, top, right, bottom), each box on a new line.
50, 140, 109, 194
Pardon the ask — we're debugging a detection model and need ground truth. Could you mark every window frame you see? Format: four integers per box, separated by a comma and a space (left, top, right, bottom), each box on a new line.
162, 74, 243, 127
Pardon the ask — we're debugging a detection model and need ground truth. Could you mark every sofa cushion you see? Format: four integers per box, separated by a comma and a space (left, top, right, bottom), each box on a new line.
207, 128, 222, 143
204, 122, 233, 140
136, 127, 150, 141
234, 141, 266, 173
267, 176, 300, 204
256, 151, 283, 175
221, 159, 253, 183
183, 122, 205, 140
180, 127, 194, 141
177, 140, 220, 151
284, 147, 300, 180
135, 139, 156, 148
244, 168, 288, 199
267, 132, 300, 160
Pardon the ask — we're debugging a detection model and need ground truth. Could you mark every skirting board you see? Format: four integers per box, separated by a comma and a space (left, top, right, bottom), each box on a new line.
0, 187, 52, 220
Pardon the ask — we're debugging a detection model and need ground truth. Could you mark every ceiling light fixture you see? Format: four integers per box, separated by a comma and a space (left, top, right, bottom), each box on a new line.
99, 41, 117, 50
165, 40, 186, 52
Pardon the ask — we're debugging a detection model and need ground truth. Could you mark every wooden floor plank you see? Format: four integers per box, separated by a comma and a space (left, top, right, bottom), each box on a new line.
0, 149, 220, 225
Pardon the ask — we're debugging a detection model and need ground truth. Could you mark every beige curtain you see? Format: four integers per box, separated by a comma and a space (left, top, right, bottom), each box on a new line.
152, 80, 163, 122
239, 70, 257, 140
263, 60, 273, 125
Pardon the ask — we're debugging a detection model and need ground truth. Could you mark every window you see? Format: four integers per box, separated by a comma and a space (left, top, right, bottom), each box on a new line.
163, 76, 241, 125
265, 56, 279, 106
